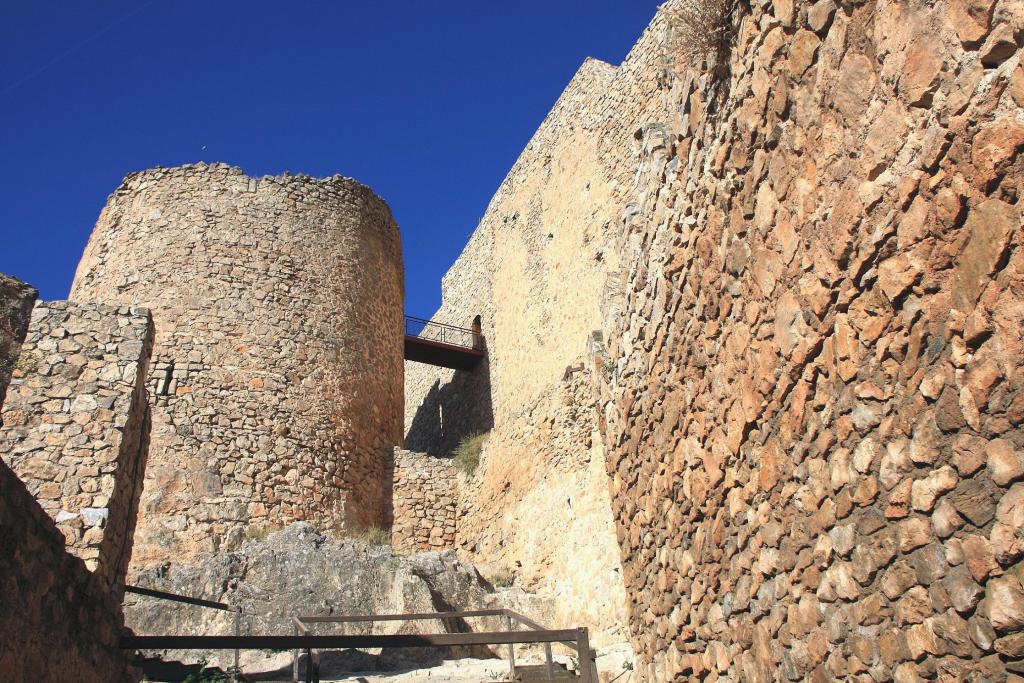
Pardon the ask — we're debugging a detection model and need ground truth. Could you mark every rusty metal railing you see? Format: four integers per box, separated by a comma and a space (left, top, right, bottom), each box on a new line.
404, 315, 483, 351
124, 584, 242, 672
290, 608, 596, 683
120, 606, 596, 682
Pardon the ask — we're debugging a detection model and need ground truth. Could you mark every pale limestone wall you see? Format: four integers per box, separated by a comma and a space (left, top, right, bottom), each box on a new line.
70, 163, 404, 569
391, 448, 457, 553
0, 273, 37, 413
0, 301, 153, 594
600, 0, 1024, 679
403, 8, 675, 645
455, 361, 630, 646
0, 459, 132, 683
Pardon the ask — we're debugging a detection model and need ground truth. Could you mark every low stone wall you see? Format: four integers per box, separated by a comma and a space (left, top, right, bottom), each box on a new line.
0, 459, 132, 683
0, 301, 153, 594
0, 273, 37, 414
392, 448, 457, 553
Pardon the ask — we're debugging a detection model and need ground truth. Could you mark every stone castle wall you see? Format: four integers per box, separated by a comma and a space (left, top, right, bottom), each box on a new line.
0, 459, 132, 683
454, 360, 631, 645
0, 273, 37, 413
0, 301, 153, 594
70, 163, 404, 569
391, 448, 457, 553
402, 10, 676, 645
600, 0, 1024, 679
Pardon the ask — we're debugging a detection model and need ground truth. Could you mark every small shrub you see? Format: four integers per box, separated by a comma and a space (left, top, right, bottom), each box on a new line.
244, 524, 279, 542
12, 351, 39, 375
182, 659, 241, 683
452, 431, 489, 475
356, 525, 390, 545
665, 0, 736, 61
489, 569, 515, 588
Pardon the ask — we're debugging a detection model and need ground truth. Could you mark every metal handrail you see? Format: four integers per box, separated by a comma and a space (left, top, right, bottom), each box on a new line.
124, 585, 242, 673
291, 608, 596, 683
118, 600, 596, 682
404, 315, 483, 351
125, 585, 234, 611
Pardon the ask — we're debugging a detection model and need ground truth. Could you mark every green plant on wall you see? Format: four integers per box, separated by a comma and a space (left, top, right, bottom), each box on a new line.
355, 525, 391, 545
181, 659, 241, 683
12, 350, 39, 375
488, 568, 515, 588
452, 431, 489, 475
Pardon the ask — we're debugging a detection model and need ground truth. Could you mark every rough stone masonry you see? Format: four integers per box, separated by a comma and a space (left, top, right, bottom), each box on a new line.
70, 163, 405, 570
1, 301, 153, 595
0, 273, 37, 414
599, 0, 1024, 680
403, 13, 676, 645
0, 275, 132, 682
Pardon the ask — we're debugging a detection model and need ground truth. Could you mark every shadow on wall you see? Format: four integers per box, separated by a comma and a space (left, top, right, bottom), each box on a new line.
405, 337, 494, 457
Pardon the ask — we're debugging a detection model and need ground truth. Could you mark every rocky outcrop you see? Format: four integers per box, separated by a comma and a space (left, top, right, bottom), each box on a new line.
455, 362, 631, 647
125, 522, 525, 672
600, 0, 1024, 679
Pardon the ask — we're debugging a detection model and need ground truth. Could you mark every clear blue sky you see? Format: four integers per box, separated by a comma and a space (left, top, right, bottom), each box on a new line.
0, 1, 661, 316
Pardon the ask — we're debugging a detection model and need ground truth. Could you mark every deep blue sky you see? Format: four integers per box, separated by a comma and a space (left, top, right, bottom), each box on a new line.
0, 1, 660, 316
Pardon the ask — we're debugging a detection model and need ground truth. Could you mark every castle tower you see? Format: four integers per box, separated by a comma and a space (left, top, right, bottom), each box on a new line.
70, 163, 404, 568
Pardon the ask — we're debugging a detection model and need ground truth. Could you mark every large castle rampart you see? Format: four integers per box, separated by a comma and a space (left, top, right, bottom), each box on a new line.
70, 163, 404, 567
402, 11, 676, 646
601, 0, 1024, 679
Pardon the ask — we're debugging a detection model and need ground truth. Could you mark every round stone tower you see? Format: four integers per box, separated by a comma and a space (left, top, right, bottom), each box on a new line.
71, 163, 404, 568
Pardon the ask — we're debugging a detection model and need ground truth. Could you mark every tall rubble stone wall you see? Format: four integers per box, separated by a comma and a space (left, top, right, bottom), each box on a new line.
600, 0, 1024, 679
0, 301, 153, 594
0, 273, 37, 413
391, 448, 457, 553
403, 12, 675, 644
0, 459, 132, 683
70, 163, 404, 569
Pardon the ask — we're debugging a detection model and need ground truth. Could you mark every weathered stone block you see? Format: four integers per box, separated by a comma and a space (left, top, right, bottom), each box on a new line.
0, 301, 152, 594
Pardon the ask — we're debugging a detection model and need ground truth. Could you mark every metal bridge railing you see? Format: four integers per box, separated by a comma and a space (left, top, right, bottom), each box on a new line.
404, 315, 482, 351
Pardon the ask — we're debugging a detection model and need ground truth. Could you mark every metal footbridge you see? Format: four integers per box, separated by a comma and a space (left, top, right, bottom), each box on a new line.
403, 315, 485, 370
